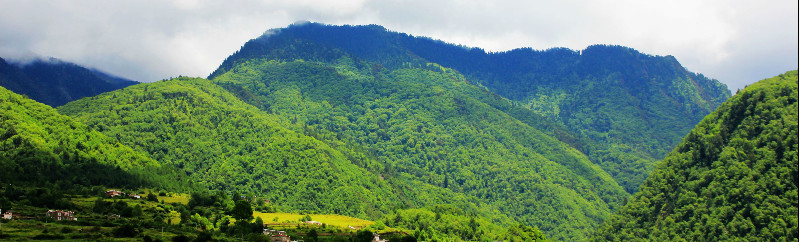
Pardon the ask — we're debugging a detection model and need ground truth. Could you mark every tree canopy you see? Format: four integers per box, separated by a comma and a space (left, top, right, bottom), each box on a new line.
592, 71, 799, 241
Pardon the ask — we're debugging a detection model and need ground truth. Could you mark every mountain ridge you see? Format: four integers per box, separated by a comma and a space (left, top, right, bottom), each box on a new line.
0, 56, 138, 107
592, 70, 798, 241
208, 22, 732, 193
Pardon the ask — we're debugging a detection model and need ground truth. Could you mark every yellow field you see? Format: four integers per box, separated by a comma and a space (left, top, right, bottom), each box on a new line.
253, 212, 374, 228
158, 193, 190, 205
135, 188, 190, 205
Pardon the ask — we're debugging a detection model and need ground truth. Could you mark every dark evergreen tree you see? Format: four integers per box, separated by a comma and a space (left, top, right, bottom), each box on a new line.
232, 200, 253, 221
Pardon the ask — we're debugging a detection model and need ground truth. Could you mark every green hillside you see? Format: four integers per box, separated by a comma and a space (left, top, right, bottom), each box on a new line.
58, 76, 552, 241
592, 71, 798, 241
60, 77, 405, 217
0, 86, 161, 191
60, 79, 498, 221
210, 57, 627, 240
210, 23, 732, 193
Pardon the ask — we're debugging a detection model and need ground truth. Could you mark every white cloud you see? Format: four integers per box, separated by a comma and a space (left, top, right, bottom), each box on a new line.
0, 0, 795, 90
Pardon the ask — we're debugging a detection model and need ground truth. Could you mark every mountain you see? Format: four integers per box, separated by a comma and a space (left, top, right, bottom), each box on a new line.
0, 85, 159, 190
58, 78, 503, 217
591, 71, 798, 241
59, 77, 408, 217
59, 76, 550, 241
62, 48, 631, 241
204, 48, 628, 240
0, 57, 138, 107
209, 22, 732, 193
54, 23, 731, 240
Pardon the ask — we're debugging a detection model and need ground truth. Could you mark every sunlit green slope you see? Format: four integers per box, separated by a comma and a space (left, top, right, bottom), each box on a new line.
592, 71, 798, 241
210, 23, 732, 193
0, 86, 157, 189
211, 57, 627, 241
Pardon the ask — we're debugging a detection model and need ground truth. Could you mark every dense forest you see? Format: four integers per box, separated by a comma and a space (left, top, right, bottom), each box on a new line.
61, 55, 627, 240
592, 71, 798, 241
0, 85, 162, 190
208, 58, 629, 241
60, 77, 497, 221
3, 79, 543, 241
0, 57, 138, 107
210, 23, 732, 193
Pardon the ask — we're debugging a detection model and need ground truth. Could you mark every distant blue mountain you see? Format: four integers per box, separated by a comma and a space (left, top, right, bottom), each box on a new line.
0, 57, 138, 107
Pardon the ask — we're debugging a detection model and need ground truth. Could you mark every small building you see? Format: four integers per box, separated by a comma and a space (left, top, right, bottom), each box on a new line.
128, 194, 141, 199
271, 234, 291, 242
263, 230, 291, 242
2, 210, 13, 220
46, 210, 77, 221
373, 233, 387, 242
106, 190, 123, 197
304, 220, 322, 226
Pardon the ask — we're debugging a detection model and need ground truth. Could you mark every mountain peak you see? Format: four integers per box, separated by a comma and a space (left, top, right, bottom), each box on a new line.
209, 23, 731, 195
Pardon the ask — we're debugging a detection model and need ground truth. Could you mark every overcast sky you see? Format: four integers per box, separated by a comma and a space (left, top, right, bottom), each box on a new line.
1, 0, 796, 91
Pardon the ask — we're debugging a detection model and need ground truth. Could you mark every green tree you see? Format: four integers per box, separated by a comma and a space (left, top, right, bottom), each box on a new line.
307, 229, 319, 242
252, 217, 264, 233
191, 213, 214, 231
354, 230, 374, 242
112, 223, 138, 238
592, 70, 799, 241
147, 193, 159, 202
232, 200, 253, 221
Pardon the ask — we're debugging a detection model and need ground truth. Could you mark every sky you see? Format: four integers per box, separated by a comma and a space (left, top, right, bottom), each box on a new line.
0, 0, 796, 91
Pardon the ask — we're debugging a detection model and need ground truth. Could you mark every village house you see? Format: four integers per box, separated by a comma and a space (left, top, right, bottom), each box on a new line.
128, 194, 141, 199
2, 209, 13, 220
373, 233, 387, 242
303, 220, 322, 226
106, 190, 123, 197
46, 210, 77, 221
263, 229, 292, 242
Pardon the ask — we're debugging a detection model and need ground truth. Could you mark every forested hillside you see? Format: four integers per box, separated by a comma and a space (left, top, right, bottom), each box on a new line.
59, 51, 634, 240
59, 76, 553, 241
5, 22, 757, 241
0, 86, 160, 190
0, 57, 137, 107
209, 55, 628, 240
592, 71, 798, 241
60, 77, 411, 217
210, 23, 731, 193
